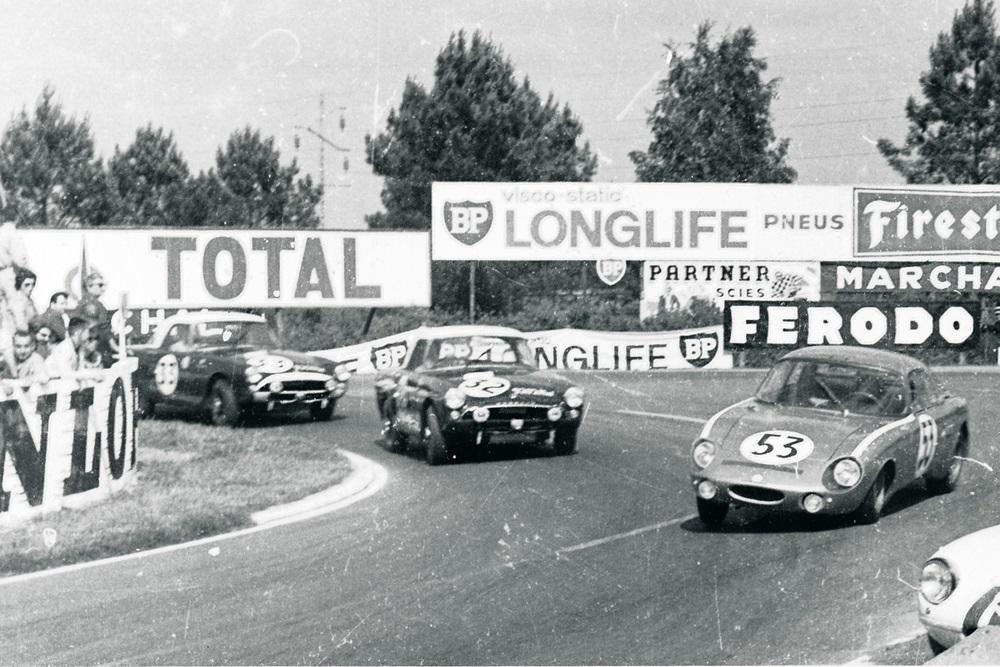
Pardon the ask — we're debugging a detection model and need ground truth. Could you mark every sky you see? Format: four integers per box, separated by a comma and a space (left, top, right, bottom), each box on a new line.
0, 0, 972, 229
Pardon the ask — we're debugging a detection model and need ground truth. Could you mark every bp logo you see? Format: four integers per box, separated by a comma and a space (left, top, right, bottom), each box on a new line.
681, 332, 720, 368
444, 201, 492, 245
596, 259, 627, 286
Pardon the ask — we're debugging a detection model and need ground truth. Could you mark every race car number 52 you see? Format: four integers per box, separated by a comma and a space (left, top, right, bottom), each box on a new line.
739, 430, 815, 465
459, 376, 511, 398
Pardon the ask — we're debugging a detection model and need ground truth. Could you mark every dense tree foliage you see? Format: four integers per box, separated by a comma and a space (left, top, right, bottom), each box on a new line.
630, 23, 795, 183
0, 86, 115, 226
109, 125, 189, 226
878, 0, 1000, 182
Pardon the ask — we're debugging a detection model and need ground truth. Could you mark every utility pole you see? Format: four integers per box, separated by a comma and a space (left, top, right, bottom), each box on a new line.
294, 95, 349, 227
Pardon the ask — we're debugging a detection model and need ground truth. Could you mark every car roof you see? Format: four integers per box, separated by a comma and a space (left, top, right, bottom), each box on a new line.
411, 324, 527, 340
780, 345, 926, 375
158, 311, 266, 327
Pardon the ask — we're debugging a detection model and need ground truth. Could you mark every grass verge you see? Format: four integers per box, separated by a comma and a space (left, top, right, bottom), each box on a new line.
0, 416, 351, 577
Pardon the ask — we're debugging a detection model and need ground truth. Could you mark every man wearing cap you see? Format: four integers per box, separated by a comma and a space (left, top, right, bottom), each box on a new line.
75, 270, 117, 364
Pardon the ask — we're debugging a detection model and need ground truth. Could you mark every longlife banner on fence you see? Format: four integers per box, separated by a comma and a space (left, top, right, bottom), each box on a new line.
0, 359, 138, 524
311, 326, 734, 374
18, 228, 430, 309
723, 301, 981, 350
641, 261, 820, 319
433, 183, 1000, 262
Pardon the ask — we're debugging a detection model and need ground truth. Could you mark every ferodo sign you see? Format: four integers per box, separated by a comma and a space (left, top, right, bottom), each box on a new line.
724, 301, 980, 349
856, 187, 1000, 259
823, 262, 1000, 294
0, 360, 138, 523
432, 182, 852, 261
20, 229, 430, 309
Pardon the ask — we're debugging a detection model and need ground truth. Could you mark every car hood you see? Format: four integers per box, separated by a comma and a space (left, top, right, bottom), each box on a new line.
714, 402, 890, 466
240, 348, 332, 376
427, 367, 569, 405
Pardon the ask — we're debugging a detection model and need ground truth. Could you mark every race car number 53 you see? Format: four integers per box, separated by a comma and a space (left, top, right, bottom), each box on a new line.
739, 430, 815, 465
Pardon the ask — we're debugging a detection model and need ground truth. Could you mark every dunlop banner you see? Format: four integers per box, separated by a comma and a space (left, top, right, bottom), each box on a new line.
642, 261, 820, 318
0, 359, 138, 524
17, 229, 430, 309
432, 182, 851, 261
723, 301, 981, 349
822, 261, 1000, 294
311, 326, 734, 373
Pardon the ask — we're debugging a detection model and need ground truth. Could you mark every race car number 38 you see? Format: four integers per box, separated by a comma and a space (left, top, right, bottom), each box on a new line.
739, 430, 815, 465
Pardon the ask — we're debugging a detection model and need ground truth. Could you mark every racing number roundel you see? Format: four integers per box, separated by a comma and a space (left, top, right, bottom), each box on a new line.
154, 354, 180, 396
739, 430, 815, 465
459, 376, 511, 398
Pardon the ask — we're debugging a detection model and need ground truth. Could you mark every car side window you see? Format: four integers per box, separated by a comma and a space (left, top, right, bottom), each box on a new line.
165, 324, 191, 351
908, 369, 933, 411
406, 340, 427, 371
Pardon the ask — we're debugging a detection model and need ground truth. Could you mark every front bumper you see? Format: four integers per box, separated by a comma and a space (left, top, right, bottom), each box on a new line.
690, 467, 868, 514
442, 403, 583, 445
247, 372, 346, 411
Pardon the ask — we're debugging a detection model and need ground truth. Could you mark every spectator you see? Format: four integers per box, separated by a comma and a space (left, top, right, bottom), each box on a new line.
31, 322, 53, 359
6, 268, 38, 332
36, 291, 70, 342
12, 329, 47, 382
75, 271, 117, 362
45, 317, 89, 377
0, 220, 28, 376
78, 329, 102, 370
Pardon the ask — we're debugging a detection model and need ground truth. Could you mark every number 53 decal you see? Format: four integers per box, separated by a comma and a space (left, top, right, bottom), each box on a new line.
739, 430, 816, 465
915, 413, 938, 477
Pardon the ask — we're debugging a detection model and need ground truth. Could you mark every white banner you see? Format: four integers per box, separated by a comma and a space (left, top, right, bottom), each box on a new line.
312, 325, 733, 373
641, 261, 820, 319
0, 359, 138, 524
432, 182, 851, 261
17, 229, 430, 309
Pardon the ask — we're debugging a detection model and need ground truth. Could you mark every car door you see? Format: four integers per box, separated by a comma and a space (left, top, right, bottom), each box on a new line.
925, 369, 964, 465
907, 368, 946, 482
148, 323, 192, 408
395, 339, 428, 436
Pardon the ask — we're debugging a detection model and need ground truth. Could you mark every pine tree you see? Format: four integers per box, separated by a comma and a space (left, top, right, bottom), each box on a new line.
109, 124, 190, 226
630, 23, 795, 183
878, 0, 1000, 183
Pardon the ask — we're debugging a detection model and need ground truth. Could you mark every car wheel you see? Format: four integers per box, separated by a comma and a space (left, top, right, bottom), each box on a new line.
697, 497, 728, 527
553, 426, 577, 455
926, 430, 967, 495
854, 468, 889, 525
422, 409, 449, 466
310, 400, 336, 422
380, 401, 406, 453
205, 380, 241, 427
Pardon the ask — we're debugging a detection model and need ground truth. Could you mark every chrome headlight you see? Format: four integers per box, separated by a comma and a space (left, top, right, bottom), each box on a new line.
563, 386, 584, 408
832, 458, 862, 488
247, 372, 263, 384
920, 559, 955, 604
334, 364, 351, 383
692, 439, 717, 469
271, 380, 284, 393
444, 388, 466, 409
324, 378, 338, 391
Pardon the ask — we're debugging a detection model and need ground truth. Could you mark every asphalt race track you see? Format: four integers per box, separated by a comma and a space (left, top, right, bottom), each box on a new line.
1, 369, 998, 665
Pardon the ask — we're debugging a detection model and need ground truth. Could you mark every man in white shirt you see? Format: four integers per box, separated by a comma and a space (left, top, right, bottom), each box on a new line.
45, 316, 89, 377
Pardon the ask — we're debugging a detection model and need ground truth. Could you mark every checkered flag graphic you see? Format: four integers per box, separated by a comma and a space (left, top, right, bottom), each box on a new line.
769, 270, 807, 299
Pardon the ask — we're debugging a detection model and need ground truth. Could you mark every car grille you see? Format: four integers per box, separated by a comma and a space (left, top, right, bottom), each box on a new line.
460, 405, 552, 430
277, 379, 328, 392
728, 485, 785, 505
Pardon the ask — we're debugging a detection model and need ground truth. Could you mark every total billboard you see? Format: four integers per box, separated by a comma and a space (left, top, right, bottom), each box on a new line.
16, 228, 430, 309
432, 183, 852, 261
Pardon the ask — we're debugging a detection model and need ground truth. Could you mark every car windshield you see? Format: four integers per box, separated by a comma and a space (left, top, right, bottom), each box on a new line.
756, 359, 908, 417
420, 335, 535, 370
194, 321, 278, 348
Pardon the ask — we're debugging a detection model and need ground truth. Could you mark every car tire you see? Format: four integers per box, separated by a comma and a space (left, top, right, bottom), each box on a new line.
927, 634, 948, 656
926, 430, 967, 495
854, 468, 889, 525
380, 401, 406, 453
205, 380, 241, 427
423, 409, 449, 466
697, 498, 728, 527
310, 400, 336, 422
553, 426, 578, 455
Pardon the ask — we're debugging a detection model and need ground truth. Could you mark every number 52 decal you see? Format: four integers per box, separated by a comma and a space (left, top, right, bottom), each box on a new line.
739, 430, 816, 465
